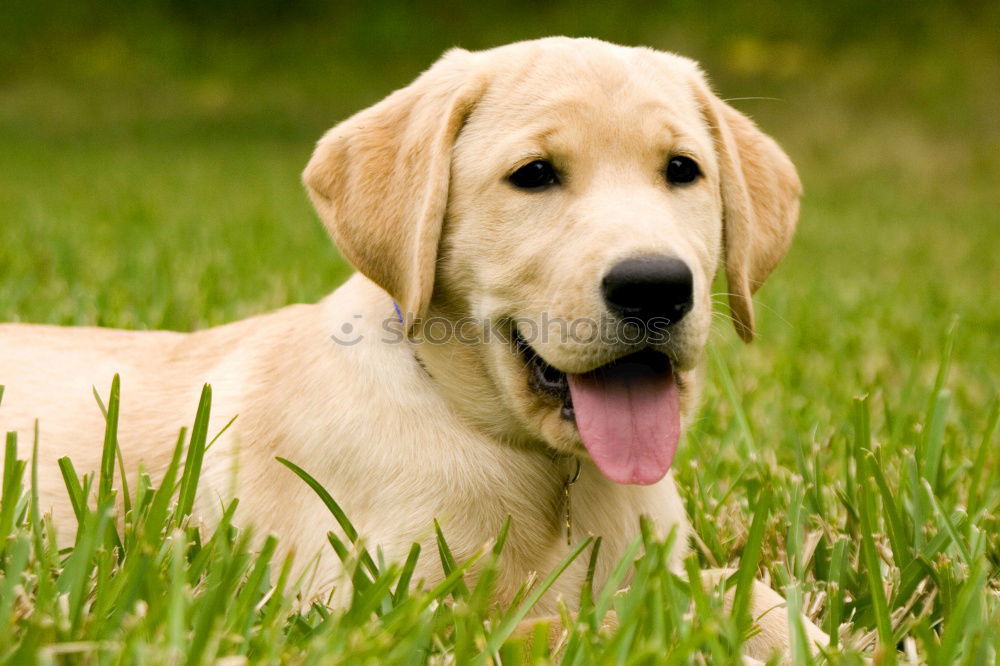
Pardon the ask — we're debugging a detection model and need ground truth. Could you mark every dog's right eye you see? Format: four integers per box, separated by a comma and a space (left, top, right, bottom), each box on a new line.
509, 160, 559, 189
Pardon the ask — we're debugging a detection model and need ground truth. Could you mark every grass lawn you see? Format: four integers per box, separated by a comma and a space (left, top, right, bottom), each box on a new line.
1, 3, 997, 663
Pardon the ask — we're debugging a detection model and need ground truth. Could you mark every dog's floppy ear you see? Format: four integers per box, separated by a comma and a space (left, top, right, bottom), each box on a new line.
303, 49, 485, 325
694, 78, 801, 342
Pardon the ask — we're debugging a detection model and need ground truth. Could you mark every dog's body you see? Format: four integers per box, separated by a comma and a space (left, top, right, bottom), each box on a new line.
1, 279, 687, 607
1, 38, 826, 659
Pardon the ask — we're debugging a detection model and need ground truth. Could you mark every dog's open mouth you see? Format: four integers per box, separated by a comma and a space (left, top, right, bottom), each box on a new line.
514, 331, 576, 419
513, 331, 681, 485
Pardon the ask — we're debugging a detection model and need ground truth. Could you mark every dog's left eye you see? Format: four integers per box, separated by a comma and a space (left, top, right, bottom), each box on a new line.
509, 160, 559, 189
666, 156, 701, 185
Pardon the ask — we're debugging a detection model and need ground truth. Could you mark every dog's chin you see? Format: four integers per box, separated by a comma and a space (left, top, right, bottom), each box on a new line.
510, 331, 687, 470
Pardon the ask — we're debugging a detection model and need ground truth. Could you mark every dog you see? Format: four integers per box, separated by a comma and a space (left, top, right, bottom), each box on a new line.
0, 37, 826, 660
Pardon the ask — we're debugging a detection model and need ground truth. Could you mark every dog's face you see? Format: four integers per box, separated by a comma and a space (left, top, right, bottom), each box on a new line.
304, 38, 800, 485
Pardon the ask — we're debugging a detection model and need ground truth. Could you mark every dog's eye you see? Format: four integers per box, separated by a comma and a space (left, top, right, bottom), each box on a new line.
665, 156, 701, 185
509, 160, 558, 189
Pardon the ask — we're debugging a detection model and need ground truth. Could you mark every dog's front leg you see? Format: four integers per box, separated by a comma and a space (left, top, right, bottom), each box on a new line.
702, 568, 829, 663
514, 570, 827, 662
515, 612, 775, 664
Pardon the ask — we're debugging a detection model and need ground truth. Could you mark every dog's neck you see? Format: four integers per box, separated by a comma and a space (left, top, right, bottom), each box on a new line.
406, 301, 599, 546
409, 302, 539, 448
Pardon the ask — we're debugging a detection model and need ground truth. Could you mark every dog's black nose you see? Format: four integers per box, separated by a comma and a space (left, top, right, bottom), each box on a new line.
602, 256, 694, 324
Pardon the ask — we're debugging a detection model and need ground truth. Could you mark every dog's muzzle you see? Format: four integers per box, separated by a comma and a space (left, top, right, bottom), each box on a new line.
513, 328, 681, 486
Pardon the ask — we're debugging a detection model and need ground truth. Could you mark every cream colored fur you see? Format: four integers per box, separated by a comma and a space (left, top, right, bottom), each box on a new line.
0, 38, 821, 661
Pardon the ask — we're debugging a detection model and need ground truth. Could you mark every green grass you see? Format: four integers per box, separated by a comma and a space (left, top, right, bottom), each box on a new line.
1, 2, 998, 663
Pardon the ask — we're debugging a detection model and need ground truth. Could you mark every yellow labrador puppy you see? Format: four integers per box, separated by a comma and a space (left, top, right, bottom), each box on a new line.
0, 38, 824, 659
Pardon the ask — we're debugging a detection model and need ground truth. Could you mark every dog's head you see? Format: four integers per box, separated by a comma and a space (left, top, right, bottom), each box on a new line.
304, 38, 799, 485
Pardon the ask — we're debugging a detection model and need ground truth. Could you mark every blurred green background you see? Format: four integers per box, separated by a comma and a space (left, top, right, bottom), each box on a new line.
1, 0, 997, 415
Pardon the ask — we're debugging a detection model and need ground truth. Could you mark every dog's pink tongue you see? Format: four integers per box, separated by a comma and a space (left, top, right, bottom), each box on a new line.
567, 356, 680, 485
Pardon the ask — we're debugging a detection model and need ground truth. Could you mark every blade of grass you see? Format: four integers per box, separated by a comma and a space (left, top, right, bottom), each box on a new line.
936, 557, 987, 662
1, 433, 26, 551
91, 383, 132, 515
481, 536, 592, 661
787, 483, 805, 580
858, 479, 894, 653
276, 456, 379, 579
921, 479, 972, 567
785, 582, 813, 666
921, 388, 950, 492
29, 423, 48, 585
893, 514, 966, 609
343, 564, 398, 623
186, 499, 239, 583
98, 374, 120, 507
92, 385, 107, 419
711, 351, 757, 458
166, 530, 187, 658
97, 552, 150, 640
229, 534, 279, 636
578, 536, 602, 619
185, 541, 234, 666
433, 519, 468, 599
925, 315, 957, 414
258, 550, 296, 647
468, 519, 511, 613
906, 456, 926, 552
177, 384, 212, 520
115, 438, 131, 517
58, 457, 87, 526
205, 412, 238, 452
0, 535, 29, 647
380, 549, 485, 628
966, 397, 998, 517
825, 538, 849, 649
593, 534, 643, 624
94, 376, 126, 556
145, 428, 187, 542
56, 503, 111, 631
392, 542, 422, 604
732, 488, 771, 631
327, 530, 374, 595
866, 451, 912, 570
